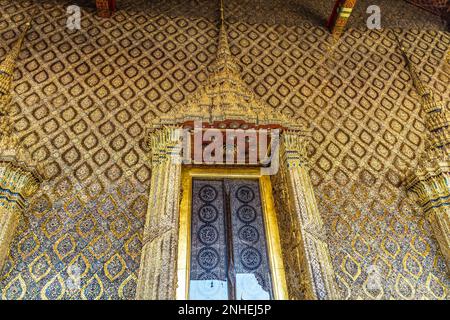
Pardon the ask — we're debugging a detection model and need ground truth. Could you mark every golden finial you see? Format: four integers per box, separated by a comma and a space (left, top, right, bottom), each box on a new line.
220, 0, 225, 27
212, 0, 240, 75
217, 0, 230, 55
393, 31, 410, 65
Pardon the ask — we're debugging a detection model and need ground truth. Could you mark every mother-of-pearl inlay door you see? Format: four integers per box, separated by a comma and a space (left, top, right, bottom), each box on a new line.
189, 179, 274, 300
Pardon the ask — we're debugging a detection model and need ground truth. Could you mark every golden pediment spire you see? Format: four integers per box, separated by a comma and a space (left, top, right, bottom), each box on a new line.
397, 35, 450, 270
151, 0, 306, 133
210, 0, 240, 76
203, 0, 253, 109
0, 20, 32, 96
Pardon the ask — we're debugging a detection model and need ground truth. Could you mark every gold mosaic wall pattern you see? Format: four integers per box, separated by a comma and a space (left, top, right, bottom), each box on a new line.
0, 0, 449, 299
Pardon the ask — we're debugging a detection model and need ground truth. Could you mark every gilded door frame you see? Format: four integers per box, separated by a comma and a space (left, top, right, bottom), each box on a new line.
176, 166, 289, 300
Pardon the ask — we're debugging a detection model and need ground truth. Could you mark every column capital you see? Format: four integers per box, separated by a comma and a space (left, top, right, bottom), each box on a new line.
281, 132, 310, 168
147, 126, 183, 167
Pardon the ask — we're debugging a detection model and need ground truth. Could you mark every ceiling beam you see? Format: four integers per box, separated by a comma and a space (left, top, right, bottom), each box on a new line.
96, 0, 116, 18
327, 0, 358, 39
406, 0, 448, 16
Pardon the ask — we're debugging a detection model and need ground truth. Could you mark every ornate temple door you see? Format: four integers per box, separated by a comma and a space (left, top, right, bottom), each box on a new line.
189, 179, 228, 299
226, 179, 274, 300
170, 167, 289, 300
136, 130, 340, 300
189, 178, 274, 300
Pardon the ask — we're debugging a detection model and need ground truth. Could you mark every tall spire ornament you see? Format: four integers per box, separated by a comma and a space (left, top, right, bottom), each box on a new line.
396, 33, 450, 270
0, 16, 44, 272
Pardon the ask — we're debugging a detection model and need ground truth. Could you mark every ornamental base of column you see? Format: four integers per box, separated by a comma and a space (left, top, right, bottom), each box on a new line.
427, 207, 450, 270
136, 228, 179, 299
406, 159, 450, 272
0, 161, 42, 272
0, 208, 20, 270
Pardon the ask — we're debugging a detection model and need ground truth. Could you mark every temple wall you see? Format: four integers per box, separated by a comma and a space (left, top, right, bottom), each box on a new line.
0, 0, 448, 299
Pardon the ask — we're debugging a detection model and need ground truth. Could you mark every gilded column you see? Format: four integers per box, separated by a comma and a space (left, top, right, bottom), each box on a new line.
136, 126, 183, 299
0, 20, 43, 271
399, 44, 450, 270
276, 132, 340, 300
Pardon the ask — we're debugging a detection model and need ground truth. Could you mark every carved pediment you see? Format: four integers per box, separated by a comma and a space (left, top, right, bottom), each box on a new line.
149, 20, 308, 134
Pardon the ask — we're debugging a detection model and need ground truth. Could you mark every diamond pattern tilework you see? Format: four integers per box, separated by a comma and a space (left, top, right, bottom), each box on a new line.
0, 0, 449, 299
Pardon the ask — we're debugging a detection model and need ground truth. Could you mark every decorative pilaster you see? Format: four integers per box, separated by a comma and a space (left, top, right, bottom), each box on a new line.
327, 0, 357, 39
275, 132, 340, 300
136, 126, 183, 299
399, 44, 450, 270
0, 20, 43, 271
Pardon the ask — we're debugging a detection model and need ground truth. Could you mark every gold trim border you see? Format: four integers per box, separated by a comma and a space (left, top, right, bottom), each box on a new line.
176, 167, 289, 300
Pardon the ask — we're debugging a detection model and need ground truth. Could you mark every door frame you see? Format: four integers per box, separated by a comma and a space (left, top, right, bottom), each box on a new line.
176, 166, 289, 300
